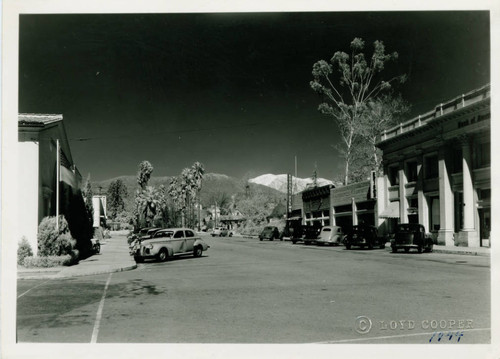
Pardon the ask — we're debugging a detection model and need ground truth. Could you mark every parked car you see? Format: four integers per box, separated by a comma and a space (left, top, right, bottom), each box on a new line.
259, 226, 281, 241
391, 223, 434, 253
211, 227, 229, 237
142, 227, 162, 239
301, 225, 322, 245
282, 218, 304, 242
344, 224, 385, 250
91, 238, 101, 254
315, 226, 344, 246
133, 228, 209, 263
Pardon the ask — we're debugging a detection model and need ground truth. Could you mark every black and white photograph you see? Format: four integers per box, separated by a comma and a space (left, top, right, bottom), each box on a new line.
1, 1, 499, 358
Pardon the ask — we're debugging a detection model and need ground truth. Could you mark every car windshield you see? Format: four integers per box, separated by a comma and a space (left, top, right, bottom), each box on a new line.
322, 228, 331, 232
397, 224, 420, 232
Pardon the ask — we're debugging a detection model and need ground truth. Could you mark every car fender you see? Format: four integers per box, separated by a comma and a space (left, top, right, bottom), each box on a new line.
194, 239, 208, 250
150, 243, 173, 256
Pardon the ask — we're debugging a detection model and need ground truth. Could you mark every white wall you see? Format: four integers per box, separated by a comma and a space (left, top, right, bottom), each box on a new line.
18, 142, 39, 256
92, 196, 101, 227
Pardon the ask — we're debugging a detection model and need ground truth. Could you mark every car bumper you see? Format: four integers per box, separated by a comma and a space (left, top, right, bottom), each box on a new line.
392, 243, 419, 249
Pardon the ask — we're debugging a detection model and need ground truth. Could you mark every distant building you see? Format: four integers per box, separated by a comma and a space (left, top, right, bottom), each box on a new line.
18, 113, 86, 255
330, 180, 377, 229
376, 84, 490, 247
302, 184, 334, 226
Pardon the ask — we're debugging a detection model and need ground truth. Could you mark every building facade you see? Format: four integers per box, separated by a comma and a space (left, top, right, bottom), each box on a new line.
330, 180, 377, 229
18, 113, 86, 255
376, 84, 490, 247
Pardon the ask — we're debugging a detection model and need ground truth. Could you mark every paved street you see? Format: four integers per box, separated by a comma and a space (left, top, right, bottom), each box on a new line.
17, 234, 490, 344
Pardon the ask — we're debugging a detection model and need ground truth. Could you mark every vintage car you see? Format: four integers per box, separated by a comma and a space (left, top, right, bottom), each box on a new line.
391, 223, 434, 253
133, 228, 209, 263
259, 226, 281, 241
211, 227, 229, 237
315, 226, 344, 246
282, 217, 304, 242
344, 224, 385, 250
141, 227, 162, 239
301, 225, 322, 245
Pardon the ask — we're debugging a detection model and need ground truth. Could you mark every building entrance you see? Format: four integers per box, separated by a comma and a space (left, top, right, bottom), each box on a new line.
478, 208, 490, 247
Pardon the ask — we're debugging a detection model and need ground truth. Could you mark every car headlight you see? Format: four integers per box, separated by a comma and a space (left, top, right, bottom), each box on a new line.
146, 243, 154, 249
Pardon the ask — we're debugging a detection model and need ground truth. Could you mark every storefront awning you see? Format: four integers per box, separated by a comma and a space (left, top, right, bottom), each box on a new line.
379, 201, 400, 218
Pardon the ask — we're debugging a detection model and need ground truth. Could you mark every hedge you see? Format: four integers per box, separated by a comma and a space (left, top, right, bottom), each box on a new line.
22, 250, 79, 268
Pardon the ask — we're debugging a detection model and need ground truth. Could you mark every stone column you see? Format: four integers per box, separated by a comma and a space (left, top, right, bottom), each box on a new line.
438, 146, 455, 246
352, 197, 358, 226
398, 161, 408, 223
416, 154, 429, 231
458, 136, 479, 247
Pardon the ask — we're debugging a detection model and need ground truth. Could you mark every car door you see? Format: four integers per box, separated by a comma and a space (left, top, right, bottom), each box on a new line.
184, 230, 196, 252
172, 230, 186, 254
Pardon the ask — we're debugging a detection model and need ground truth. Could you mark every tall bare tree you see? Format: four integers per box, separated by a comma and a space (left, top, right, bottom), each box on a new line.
310, 37, 406, 185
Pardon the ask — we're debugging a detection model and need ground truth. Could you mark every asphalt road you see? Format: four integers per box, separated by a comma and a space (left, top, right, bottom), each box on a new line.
17, 234, 490, 344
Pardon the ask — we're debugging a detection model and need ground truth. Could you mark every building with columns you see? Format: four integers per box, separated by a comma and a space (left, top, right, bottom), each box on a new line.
376, 84, 490, 247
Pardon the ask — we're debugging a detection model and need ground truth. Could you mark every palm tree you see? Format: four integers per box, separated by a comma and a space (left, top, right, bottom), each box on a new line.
136, 186, 161, 227
191, 162, 205, 230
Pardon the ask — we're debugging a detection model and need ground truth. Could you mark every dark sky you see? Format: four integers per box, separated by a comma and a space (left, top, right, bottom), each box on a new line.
19, 11, 490, 182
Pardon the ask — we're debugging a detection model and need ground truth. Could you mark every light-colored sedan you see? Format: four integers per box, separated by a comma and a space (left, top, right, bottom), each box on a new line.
133, 228, 209, 263
315, 226, 344, 246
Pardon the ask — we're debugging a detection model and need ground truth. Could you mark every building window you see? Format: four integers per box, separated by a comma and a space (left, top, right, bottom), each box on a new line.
424, 155, 438, 179
388, 165, 399, 186
429, 196, 440, 231
479, 189, 491, 201
475, 142, 490, 168
405, 161, 418, 183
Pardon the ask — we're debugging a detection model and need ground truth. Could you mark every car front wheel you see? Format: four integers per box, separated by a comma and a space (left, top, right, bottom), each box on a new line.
391, 246, 397, 253
345, 243, 351, 250
134, 256, 144, 263
157, 248, 168, 262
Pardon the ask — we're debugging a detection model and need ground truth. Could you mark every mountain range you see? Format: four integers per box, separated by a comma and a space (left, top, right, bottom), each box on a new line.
248, 173, 334, 193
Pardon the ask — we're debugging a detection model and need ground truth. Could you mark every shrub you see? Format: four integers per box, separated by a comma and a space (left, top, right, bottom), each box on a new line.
23, 255, 73, 268
18, 237, 33, 265
37, 215, 77, 256
127, 231, 139, 244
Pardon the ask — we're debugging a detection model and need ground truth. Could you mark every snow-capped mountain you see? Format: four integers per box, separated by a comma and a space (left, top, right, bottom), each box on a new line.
249, 174, 334, 193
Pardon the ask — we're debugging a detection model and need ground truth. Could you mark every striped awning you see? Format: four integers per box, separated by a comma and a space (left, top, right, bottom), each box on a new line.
379, 201, 400, 218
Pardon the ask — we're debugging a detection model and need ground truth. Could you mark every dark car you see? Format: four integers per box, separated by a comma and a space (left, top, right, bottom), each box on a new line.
259, 226, 281, 241
282, 218, 304, 242
344, 224, 385, 250
391, 223, 434, 253
302, 225, 322, 245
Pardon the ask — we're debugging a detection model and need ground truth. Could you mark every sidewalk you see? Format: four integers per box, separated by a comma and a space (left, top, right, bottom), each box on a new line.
17, 234, 137, 280
384, 242, 490, 256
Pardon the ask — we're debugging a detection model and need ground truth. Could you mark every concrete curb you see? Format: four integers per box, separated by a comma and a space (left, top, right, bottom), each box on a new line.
431, 248, 490, 257
17, 263, 137, 280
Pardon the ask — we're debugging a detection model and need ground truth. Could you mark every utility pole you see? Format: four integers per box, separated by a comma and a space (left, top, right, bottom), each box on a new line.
214, 200, 218, 228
